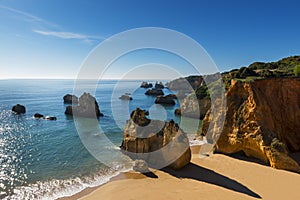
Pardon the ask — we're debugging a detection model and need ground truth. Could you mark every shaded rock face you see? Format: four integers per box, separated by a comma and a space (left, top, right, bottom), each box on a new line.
178, 94, 211, 120
140, 82, 153, 88
121, 108, 191, 170
63, 94, 78, 104
65, 92, 103, 118
145, 88, 164, 96
12, 104, 26, 114
155, 95, 176, 105
201, 78, 300, 173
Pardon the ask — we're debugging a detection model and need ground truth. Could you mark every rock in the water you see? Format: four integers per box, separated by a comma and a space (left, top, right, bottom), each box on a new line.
133, 159, 149, 173
154, 81, 164, 89
145, 88, 164, 96
119, 95, 133, 100
34, 113, 57, 120
65, 92, 103, 118
121, 108, 191, 170
63, 94, 78, 104
174, 108, 181, 116
34, 113, 44, 118
140, 82, 153, 88
155, 95, 175, 105
12, 104, 26, 114
44, 116, 57, 120
201, 78, 300, 173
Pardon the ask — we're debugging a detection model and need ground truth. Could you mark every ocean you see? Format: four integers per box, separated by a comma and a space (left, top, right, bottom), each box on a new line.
0, 79, 201, 199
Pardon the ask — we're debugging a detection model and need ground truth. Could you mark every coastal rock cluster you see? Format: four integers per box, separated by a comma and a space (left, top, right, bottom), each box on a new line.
65, 92, 103, 118
121, 108, 191, 170
201, 78, 300, 172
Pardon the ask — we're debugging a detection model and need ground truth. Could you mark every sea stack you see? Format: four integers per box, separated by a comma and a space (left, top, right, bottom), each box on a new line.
65, 92, 103, 118
121, 108, 191, 170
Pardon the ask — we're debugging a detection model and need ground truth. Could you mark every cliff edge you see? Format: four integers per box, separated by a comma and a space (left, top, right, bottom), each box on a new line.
201, 78, 300, 172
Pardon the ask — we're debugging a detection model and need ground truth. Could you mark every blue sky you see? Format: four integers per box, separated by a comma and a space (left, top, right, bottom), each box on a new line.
0, 0, 300, 79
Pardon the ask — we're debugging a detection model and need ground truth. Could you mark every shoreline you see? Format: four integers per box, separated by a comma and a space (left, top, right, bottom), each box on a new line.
59, 146, 202, 200
64, 145, 300, 200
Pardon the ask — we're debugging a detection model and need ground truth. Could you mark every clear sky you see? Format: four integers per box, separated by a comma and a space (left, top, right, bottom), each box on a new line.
1, 0, 300, 79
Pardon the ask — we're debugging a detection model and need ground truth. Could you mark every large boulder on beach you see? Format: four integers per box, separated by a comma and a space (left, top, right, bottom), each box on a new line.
63, 94, 78, 104
121, 108, 191, 170
12, 104, 26, 114
145, 88, 164, 96
133, 159, 149, 173
65, 92, 103, 118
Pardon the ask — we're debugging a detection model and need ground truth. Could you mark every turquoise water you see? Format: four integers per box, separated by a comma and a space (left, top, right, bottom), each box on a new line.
0, 79, 200, 199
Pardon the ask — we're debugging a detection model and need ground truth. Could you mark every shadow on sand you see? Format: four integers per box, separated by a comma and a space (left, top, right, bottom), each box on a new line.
162, 163, 261, 199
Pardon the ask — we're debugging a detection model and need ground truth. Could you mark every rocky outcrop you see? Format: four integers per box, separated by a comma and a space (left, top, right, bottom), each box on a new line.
155, 81, 164, 89
140, 82, 153, 88
145, 88, 164, 96
133, 159, 149, 173
177, 94, 211, 120
119, 95, 133, 100
201, 78, 300, 173
12, 104, 26, 114
63, 94, 78, 104
166, 76, 202, 91
65, 92, 103, 118
34, 113, 57, 120
121, 108, 191, 170
155, 94, 176, 105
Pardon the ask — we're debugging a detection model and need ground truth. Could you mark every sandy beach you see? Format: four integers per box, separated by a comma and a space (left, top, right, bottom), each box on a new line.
61, 146, 300, 200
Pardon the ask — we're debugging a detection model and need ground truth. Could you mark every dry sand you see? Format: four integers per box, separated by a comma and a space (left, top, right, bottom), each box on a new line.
67, 146, 300, 200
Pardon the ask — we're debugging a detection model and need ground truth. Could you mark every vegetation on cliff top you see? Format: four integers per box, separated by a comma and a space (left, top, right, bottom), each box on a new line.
169, 55, 300, 100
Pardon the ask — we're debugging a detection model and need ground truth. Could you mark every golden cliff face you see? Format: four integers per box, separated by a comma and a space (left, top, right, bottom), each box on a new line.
201, 78, 300, 172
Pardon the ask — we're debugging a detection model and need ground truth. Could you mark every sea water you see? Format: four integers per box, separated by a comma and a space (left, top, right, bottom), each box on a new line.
0, 79, 201, 199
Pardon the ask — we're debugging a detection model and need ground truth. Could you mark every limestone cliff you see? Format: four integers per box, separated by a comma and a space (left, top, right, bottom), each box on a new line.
121, 108, 191, 170
201, 78, 300, 172
176, 94, 211, 120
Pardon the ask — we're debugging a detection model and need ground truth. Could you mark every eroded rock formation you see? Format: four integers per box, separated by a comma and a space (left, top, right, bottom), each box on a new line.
65, 92, 103, 118
201, 78, 300, 172
121, 108, 191, 170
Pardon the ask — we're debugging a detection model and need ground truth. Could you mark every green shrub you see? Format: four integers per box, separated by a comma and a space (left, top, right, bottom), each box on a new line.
294, 64, 300, 77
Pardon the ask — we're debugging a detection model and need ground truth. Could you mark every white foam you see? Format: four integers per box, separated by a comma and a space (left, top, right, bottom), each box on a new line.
4, 166, 132, 200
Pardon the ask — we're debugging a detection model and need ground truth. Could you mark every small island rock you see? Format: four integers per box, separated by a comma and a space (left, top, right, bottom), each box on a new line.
63, 94, 79, 104
140, 82, 153, 88
145, 88, 164, 96
12, 104, 26, 114
119, 95, 133, 100
65, 92, 103, 118
155, 95, 176, 105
